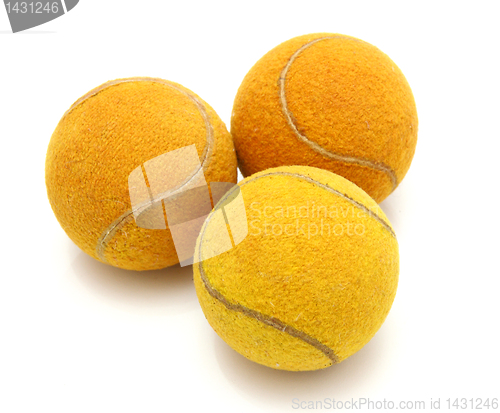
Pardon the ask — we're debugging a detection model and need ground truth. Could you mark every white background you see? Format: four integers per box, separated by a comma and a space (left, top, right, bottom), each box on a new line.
1, 1, 499, 412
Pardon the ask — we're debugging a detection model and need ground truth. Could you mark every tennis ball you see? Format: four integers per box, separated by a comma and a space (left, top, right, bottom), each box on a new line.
46, 77, 237, 271
194, 165, 398, 371
231, 33, 418, 202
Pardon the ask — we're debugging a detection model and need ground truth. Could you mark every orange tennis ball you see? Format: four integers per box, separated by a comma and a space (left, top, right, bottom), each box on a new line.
231, 33, 418, 202
194, 165, 399, 371
46, 77, 237, 271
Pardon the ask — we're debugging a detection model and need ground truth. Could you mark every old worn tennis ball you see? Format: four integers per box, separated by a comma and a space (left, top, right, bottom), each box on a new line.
231, 33, 418, 202
194, 165, 399, 371
46, 77, 237, 271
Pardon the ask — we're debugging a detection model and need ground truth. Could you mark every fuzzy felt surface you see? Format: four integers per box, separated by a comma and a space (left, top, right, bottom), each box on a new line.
231, 33, 418, 202
46, 78, 237, 271
194, 166, 399, 371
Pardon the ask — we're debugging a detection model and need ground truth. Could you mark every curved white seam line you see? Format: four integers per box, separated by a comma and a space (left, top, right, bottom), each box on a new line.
198, 171, 395, 260
196, 170, 396, 363
279, 36, 398, 189
88, 78, 214, 263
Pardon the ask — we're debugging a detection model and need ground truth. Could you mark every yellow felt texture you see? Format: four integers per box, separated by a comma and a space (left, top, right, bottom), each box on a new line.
231, 33, 418, 202
46, 78, 237, 271
194, 165, 399, 371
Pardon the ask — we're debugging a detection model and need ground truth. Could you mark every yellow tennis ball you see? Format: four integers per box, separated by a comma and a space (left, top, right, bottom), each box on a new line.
194, 165, 398, 371
46, 77, 237, 271
231, 33, 418, 202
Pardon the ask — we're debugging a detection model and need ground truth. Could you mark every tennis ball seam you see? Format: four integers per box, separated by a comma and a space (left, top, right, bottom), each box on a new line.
87, 78, 215, 263
197, 170, 395, 365
211, 171, 395, 238
279, 36, 398, 189
196, 259, 339, 364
